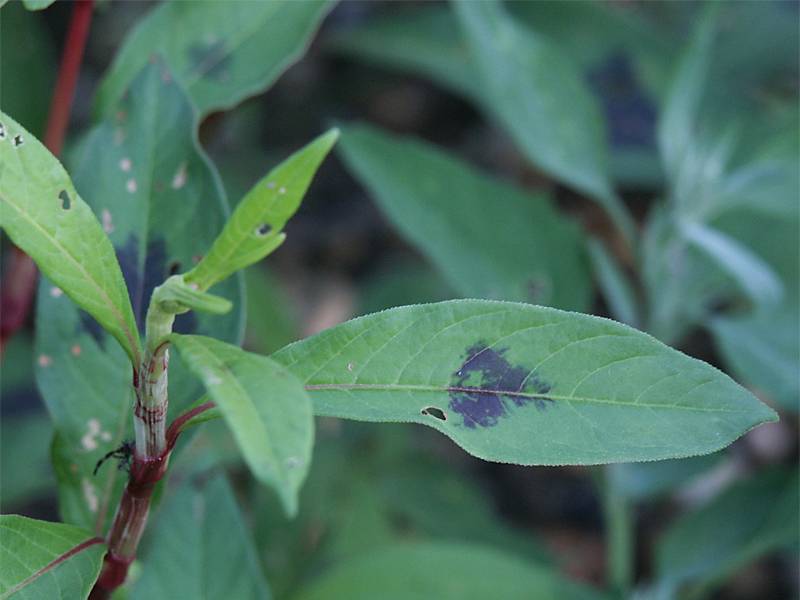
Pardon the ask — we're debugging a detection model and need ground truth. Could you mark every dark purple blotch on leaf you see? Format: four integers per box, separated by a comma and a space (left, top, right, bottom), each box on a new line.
78, 234, 197, 341
448, 342, 552, 429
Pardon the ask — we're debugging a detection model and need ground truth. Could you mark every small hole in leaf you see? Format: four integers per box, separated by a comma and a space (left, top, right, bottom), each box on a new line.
13, 134, 23, 147
255, 223, 272, 236
0, 122, 6, 139
59, 190, 71, 210
421, 406, 447, 421
168, 261, 181, 275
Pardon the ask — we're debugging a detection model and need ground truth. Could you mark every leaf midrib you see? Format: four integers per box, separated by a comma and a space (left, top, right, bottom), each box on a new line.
0, 188, 139, 364
302, 382, 748, 414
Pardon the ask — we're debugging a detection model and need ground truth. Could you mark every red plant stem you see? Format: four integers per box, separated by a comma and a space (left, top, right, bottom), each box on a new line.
0, 0, 94, 354
165, 401, 216, 450
45, 0, 94, 156
89, 400, 216, 598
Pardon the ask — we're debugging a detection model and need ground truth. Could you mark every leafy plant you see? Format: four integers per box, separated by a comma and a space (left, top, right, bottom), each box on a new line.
0, 1, 796, 599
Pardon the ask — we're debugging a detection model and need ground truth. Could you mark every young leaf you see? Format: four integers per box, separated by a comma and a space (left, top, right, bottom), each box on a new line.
132, 476, 271, 599
0, 515, 105, 599
35, 61, 243, 533
169, 334, 313, 516
185, 129, 339, 291
655, 468, 799, 596
294, 541, 603, 600
0, 112, 141, 366
272, 300, 776, 465
451, 0, 635, 245
337, 124, 591, 311
95, 0, 333, 118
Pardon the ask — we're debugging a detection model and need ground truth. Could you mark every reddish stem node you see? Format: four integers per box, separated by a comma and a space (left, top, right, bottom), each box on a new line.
90, 400, 216, 596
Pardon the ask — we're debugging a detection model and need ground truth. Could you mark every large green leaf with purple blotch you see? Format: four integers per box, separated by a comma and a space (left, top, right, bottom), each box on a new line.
0, 515, 105, 599
337, 124, 590, 311
0, 112, 141, 366
95, 0, 333, 119
35, 61, 243, 532
272, 300, 776, 465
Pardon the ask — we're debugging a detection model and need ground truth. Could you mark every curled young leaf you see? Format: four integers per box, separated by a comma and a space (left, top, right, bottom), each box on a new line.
185, 129, 339, 291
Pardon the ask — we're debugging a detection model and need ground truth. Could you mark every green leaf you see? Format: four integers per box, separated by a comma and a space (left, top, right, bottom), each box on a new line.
149, 275, 233, 316
170, 334, 313, 516
185, 129, 338, 291
0, 2, 56, 137
0, 515, 105, 599
586, 238, 641, 328
337, 124, 591, 311
678, 220, 783, 308
329, 6, 480, 102
657, 3, 719, 185
330, 3, 668, 189
95, 0, 333, 118
20, 0, 55, 11
0, 112, 141, 366
293, 541, 603, 600
272, 300, 776, 465
451, 0, 635, 244
131, 475, 270, 599
655, 468, 799, 596
0, 413, 54, 509
35, 61, 243, 532
709, 308, 799, 412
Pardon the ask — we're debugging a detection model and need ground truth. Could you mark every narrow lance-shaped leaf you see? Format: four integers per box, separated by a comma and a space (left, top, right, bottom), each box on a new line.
657, 2, 719, 183
132, 476, 271, 599
451, 0, 635, 245
0, 112, 141, 365
679, 220, 783, 307
272, 300, 776, 465
185, 129, 339, 291
95, 0, 334, 118
0, 515, 105, 600
337, 124, 591, 311
170, 334, 313, 516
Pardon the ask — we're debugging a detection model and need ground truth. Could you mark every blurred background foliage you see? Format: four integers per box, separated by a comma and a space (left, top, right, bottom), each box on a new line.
1, 1, 797, 598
